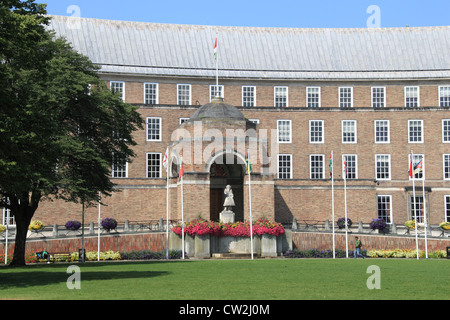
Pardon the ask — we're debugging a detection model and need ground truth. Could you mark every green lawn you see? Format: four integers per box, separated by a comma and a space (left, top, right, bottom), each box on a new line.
0, 259, 448, 300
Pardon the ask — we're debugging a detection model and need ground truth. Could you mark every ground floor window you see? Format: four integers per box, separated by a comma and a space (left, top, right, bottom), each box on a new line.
410, 195, 424, 223
278, 154, 292, 179
445, 196, 450, 222
377, 195, 392, 223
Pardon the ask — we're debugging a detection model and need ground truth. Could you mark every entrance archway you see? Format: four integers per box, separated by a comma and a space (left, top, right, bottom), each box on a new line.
208, 153, 245, 222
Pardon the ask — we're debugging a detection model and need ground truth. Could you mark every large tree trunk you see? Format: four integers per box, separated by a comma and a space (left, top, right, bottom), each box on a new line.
9, 194, 40, 267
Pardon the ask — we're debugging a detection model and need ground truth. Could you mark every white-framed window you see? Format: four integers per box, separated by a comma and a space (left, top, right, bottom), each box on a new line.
249, 119, 259, 125
144, 83, 158, 104
339, 87, 353, 108
179, 118, 189, 125
408, 119, 423, 143
309, 120, 324, 143
177, 84, 191, 105
410, 195, 425, 223
146, 117, 162, 141
443, 154, 450, 180
375, 120, 390, 143
405, 86, 419, 107
112, 152, 128, 178
439, 86, 450, 107
377, 195, 392, 224
342, 154, 357, 179
146, 152, 162, 178
277, 120, 292, 143
307, 87, 321, 108
443, 119, 450, 143
310, 154, 325, 179
277, 154, 292, 179
242, 86, 256, 107
110, 81, 125, 102
342, 120, 357, 143
375, 154, 391, 180
409, 154, 424, 180
274, 86, 288, 107
210, 85, 224, 101
445, 195, 450, 222
371, 87, 385, 108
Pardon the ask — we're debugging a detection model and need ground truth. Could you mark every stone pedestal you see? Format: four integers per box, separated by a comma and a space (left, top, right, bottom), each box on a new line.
220, 210, 235, 224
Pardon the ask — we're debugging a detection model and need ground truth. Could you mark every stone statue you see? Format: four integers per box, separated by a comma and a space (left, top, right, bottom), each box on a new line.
223, 185, 235, 210
220, 185, 235, 223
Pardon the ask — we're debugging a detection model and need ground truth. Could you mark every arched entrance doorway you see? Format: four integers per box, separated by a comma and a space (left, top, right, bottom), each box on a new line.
209, 153, 245, 222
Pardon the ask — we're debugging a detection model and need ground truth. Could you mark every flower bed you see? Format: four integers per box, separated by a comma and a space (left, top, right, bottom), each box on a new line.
120, 250, 184, 260
0, 224, 6, 233
172, 218, 285, 238
284, 248, 447, 259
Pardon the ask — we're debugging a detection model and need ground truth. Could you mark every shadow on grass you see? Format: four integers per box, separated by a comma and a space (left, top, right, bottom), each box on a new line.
0, 260, 190, 289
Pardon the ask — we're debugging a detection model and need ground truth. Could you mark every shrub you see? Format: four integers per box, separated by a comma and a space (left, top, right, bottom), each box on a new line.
0, 224, 6, 233
29, 220, 44, 231
101, 218, 117, 231
337, 217, 352, 229
120, 250, 183, 260
65, 220, 81, 231
405, 220, 416, 229
439, 221, 450, 230
369, 218, 387, 230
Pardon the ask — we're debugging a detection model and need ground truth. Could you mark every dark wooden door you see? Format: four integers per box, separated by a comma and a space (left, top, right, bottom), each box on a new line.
210, 188, 222, 221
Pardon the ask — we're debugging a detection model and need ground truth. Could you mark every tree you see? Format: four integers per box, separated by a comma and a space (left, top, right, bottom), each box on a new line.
0, 1, 143, 266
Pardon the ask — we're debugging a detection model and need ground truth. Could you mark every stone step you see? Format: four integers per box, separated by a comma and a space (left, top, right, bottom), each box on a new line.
211, 253, 255, 259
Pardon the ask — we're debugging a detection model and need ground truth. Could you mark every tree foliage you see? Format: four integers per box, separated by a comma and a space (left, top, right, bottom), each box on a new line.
0, 1, 143, 266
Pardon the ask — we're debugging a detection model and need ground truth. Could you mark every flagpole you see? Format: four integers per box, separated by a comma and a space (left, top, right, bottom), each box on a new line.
422, 158, 428, 259
164, 148, 170, 261
411, 151, 419, 260
215, 37, 219, 88
247, 151, 254, 260
4, 209, 9, 265
97, 192, 101, 262
331, 151, 335, 259
180, 157, 185, 260
343, 158, 348, 258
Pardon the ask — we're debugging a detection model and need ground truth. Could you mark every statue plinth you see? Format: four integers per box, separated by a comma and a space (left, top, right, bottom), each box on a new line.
220, 210, 235, 224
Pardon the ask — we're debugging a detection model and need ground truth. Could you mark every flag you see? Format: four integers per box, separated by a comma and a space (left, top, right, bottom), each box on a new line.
409, 155, 413, 178
343, 160, 347, 178
246, 156, 252, 174
178, 156, 184, 179
214, 38, 218, 60
329, 154, 333, 179
409, 157, 423, 178
163, 148, 169, 173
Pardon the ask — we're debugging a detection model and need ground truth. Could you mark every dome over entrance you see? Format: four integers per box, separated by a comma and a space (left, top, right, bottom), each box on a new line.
189, 97, 245, 121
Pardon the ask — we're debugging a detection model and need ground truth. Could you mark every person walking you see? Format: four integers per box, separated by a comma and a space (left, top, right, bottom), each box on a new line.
354, 236, 365, 259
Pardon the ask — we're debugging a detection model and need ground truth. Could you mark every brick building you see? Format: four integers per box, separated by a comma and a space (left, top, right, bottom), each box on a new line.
5, 16, 450, 228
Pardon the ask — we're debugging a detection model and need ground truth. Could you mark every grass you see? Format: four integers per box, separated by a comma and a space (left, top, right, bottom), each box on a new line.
0, 259, 448, 300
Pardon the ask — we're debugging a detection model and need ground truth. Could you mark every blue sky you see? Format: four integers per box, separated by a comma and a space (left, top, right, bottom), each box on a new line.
40, 0, 449, 28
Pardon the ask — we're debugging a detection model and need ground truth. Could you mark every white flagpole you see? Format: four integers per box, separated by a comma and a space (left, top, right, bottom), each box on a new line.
164, 148, 170, 261
331, 151, 335, 259
343, 158, 348, 258
215, 37, 219, 88
97, 192, 101, 262
166, 166, 169, 261
422, 158, 428, 259
5, 209, 9, 265
180, 157, 185, 260
411, 151, 419, 260
248, 151, 254, 260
